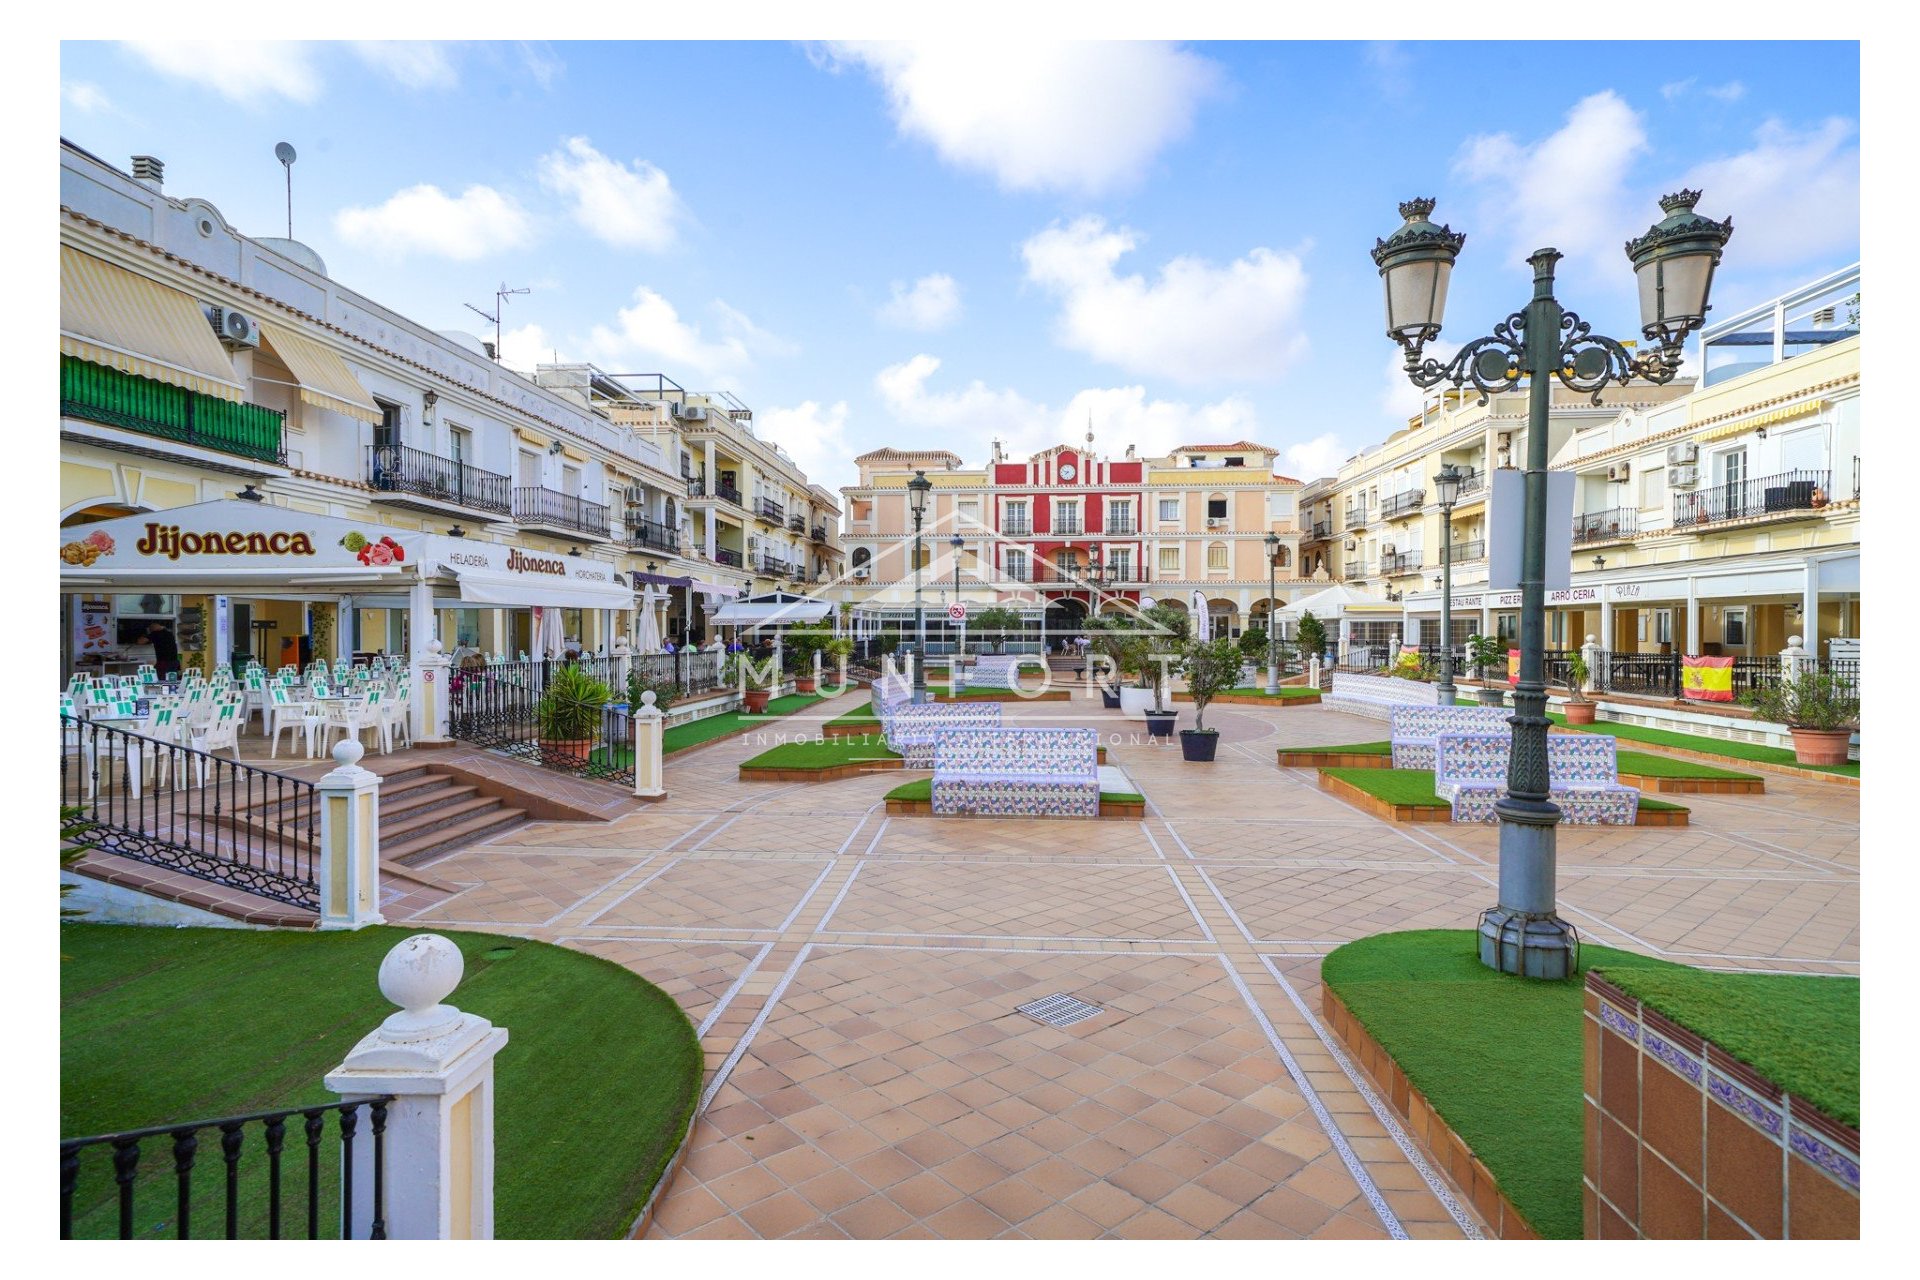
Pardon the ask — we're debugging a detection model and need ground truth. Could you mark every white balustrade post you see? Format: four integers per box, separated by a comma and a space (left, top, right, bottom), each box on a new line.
1581, 633, 1601, 696
1308, 654, 1322, 690
1781, 635, 1814, 682
326, 934, 509, 1239
317, 740, 383, 930
631, 689, 666, 799
414, 639, 451, 745
611, 637, 632, 696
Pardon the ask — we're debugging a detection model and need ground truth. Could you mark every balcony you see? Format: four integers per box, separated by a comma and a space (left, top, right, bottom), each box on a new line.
1382, 489, 1426, 519
1672, 469, 1831, 529
367, 444, 510, 517
1572, 506, 1637, 546
1003, 564, 1032, 583
787, 515, 806, 534
1442, 538, 1486, 563
755, 496, 785, 522
1452, 469, 1486, 501
691, 479, 743, 506
714, 547, 743, 568
756, 550, 795, 576
811, 524, 828, 542
1310, 520, 1332, 539
1345, 505, 1371, 528
1053, 517, 1084, 537
1104, 517, 1136, 537
1381, 550, 1424, 575
1002, 519, 1033, 537
61, 355, 285, 466
512, 487, 610, 539
627, 514, 679, 554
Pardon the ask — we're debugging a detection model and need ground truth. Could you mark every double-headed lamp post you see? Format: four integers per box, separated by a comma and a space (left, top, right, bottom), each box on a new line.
1432, 462, 1464, 706
907, 469, 932, 703
951, 533, 964, 655
1373, 191, 1731, 979
1264, 532, 1281, 695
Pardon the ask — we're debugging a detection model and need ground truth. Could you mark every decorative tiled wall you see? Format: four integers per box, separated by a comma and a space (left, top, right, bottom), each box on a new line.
1583, 973, 1859, 1239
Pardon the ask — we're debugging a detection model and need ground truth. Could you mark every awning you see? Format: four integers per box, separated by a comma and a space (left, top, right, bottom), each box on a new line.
259, 321, 382, 424
633, 571, 692, 588
692, 580, 740, 600
60, 245, 245, 401
711, 599, 832, 625
451, 567, 635, 610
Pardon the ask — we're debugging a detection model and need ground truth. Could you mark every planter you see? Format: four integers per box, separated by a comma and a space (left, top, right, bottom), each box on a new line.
1788, 727, 1853, 766
541, 738, 593, 763
742, 689, 772, 714
1119, 687, 1157, 717
1563, 700, 1597, 725
1179, 729, 1219, 762
794, 677, 817, 694
1476, 687, 1507, 707
1100, 687, 1121, 710
1145, 711, 1178, 739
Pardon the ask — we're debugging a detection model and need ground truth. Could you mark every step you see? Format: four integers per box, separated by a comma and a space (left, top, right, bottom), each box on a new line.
380, 794, 508, 843
380, 779, 479, 820
385, 807, 529, 867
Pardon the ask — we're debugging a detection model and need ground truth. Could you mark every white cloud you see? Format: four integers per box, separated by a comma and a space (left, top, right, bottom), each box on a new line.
352, 41, 459, 90
62, 81, 112, 113
496, 323, 561, 377
584, 289, 783, 378
1282, 433, 1349, 481
1453, 91, 1648, 271
1020, 216, 1310, 383
518, 43, 565, 89
825, 41, 1219, 194
759, 400, 855, 494
1662, 77, 1744, 103
879, 273, 962, 331
538, 137, 685, 252
333, 184, 534, 261
1378, 341, 1457, 422
1660, 78, 1695, 101
1680, 118, 1857, 266
1364, 42, 1412, 98
123, 42, 322, 105
874, 355, 1049, 457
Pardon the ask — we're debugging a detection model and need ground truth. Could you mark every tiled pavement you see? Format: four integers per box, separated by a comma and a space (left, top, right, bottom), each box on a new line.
391, 687, 1859, 1239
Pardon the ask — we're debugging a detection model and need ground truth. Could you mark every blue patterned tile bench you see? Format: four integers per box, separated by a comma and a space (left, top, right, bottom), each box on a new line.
1435, 731, 1639, 824
931, 727, 1100, 818
885, 701, 1003, 767
1326, 672, 1445, 721
1389, 704, 1513, 768
964, 654, 1043, 690
873, 674, 913, 718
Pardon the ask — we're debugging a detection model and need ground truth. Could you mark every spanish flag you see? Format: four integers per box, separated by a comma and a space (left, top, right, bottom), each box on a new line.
1507, 648, 1520, 685
1682, 655, 1735, 702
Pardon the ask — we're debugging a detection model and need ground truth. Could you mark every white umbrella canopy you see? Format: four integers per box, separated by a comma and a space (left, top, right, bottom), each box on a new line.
1191, 589, 1211, 642
537, 606, 564, 657
636, 588, 663, 653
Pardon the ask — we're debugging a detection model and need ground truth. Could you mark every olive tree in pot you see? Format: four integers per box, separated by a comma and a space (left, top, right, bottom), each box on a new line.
785, 622, 832, 693
1129, 602, 1188, 722
1562, 652, 1597, 725
974, 605, 1022, 655
1083, 614, 1128, 708
536, 663, 614, 764
1466, 633, 1506, 706
1177, 635, 1241, 761
1741, 671, 1860, 765
1296, 610, 1328, 667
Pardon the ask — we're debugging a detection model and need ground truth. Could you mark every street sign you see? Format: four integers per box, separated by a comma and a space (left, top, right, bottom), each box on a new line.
946, 603, 966, 622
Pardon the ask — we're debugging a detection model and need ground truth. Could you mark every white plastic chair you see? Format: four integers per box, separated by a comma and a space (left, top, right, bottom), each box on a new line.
264, 687, 317, 759
380, 689, 412, 752
188, 703, 242, 768
316, 694, 383, 757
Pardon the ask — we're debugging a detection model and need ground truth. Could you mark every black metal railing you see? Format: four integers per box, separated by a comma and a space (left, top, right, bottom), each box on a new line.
1002, 520, 1033, 537
714, 547, 743, 567
1104, 518, 1136, 537
757, 552, 794, 576
627, 515, 678, 553
1672, 468, 1829, 528
787, 515, 806, 533
367, 445, 510, 515
1820, 657, 1860, 697
1053, 517, 1083, 536
512, 487, 610, 538
630, 650, 725, 700
1597, 651, 1680, 697
61, 715, 318, 909
1573, 506, 1637, 545
1444, 538, 1486, 562
447, 658, 633, 785
1381, 550, 1423, 575
1452, 469, 1486, 499
1311, 520, 1332, 539
811, 525, 828, 541
756, 497, 785, 521
692, 479, 744, 505
61, 1096, 391, 1240
1383, 489, 1426, 519
62, 355, 286, 466
1345, 505, 1371, 527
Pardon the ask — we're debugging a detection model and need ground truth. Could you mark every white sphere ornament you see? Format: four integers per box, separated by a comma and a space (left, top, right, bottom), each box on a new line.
377, 933, 466, 1041
332, 739, 365, 770
641, 690, 657, 708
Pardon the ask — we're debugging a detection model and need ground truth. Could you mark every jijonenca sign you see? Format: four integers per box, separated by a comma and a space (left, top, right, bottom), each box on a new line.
506, 549, 568, 576
136, 524, 317, 561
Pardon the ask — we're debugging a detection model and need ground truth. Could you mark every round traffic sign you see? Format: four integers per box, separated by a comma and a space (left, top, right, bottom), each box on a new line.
947, 604, 966, 622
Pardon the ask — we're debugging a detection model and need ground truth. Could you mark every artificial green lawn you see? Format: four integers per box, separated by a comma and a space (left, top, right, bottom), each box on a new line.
61, 924, 702, 1239
882, 777, 1145, 806
825, 700, 882, 731
1456, 698, 1859, 777
1597, 967, 1859, 1127
664, 692, 825, 753
1219, 686, 1322, 698
1322, 766, 1686, 812
1323, 930, 1681, 1239
741, 738, 903, 769
1295, 739, 1757, 781
1287, 741, 1392, 755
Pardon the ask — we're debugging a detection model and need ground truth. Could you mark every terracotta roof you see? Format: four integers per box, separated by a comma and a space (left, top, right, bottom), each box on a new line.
853, 447, 966, 464
1173, 441, 1280, 454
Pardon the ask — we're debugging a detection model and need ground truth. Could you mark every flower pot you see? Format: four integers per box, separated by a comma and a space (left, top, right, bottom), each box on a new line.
1100, 687, 1122, 710
794, 677, 817, 694
1789, 727, 1852, 766
1119, 687, 1157, 717
1179, 729, 1219, 762
1476, 687, 1507, 707
1145, 710, 1178, 739
541, 738, 593, 764
1563, 700, 1597, 725
742, 689, 772, 714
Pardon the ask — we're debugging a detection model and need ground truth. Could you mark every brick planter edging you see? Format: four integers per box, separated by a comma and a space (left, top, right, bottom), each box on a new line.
1277, 750, 1391, 769
739, 758, 907, 783
1318, 769, 1688, 826
1321, 986, 1540, 1239
1172, 692, 1322, 707
1618, 773, 1766, 795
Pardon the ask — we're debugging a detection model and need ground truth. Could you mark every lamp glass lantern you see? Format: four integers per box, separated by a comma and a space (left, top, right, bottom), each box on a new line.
1625, 190, 1735, 349
1433, 461, 1464, 508
1371, 198, 1466, 348
907, 470, 932, 519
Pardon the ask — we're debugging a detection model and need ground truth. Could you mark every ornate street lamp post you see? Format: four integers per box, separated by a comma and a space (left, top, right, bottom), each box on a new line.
951, 533, 964, 658
1373, 192, 1731, 978
1432, 462, 1464, 706
908, 469, 932, 703
1265, 532, 1281, 695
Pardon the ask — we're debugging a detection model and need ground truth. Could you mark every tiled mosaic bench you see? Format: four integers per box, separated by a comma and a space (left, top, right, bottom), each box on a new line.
873, 674, 913, 718
884, 701, 1003, 767
1389, 704, 1513, 768
1435, 731, 1639, 825
1325, 672, 1445, 721
963, 653, 1045, 690
931, 727, 1099, 818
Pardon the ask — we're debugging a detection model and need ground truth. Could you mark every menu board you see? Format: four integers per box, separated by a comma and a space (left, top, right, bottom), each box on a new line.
73, 599, 114, 658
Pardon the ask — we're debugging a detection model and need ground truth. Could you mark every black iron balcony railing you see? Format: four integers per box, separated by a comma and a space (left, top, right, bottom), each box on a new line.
512, 487, 610, 538
757, 551, 794, 576
1383, 489, 1426, 519
1673, 469, 1830, 528
756, 497, 785, 521
1381, 550, 1424, 575
691, 479, 743, 505
627, 515, 678, 553
367, 445, 510, 515
1452, 469, 1486, 500
62, 355, 285, 466
811, 524, 828, 541
1443, 538, 1486, 563
1345, 505, 1371, 527
787, 515, 806, 533
1053, 517, 1084, 536
1311, 520, 1332, 539
714, 547, 743, 567
1002, 520, 1033, 537
1103, 517, 1136, 536
1572, 506, 1637, 545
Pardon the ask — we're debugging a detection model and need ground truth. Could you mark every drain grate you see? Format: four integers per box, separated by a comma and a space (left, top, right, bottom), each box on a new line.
1017, 993, 1104, 1028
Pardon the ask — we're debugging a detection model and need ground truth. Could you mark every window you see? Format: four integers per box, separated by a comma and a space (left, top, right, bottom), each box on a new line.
516, 450, 541, 487
1005, 549, 1029, 581
1158, 498, 1180, 521
1272, 544, 1292, 569
1639, 466, 1666, 510
1107, 548, 1132, 581
1106, 500, 1132, 532
1053, 548, 1081, 576
1207, 542, 1228, 571
1207, 497, 1228, 520
1054, 500, 1080, 534
851, 547, 872, 573
1266, 491, 1297, 523
448, 425, 471, 467
958, 499, 980, 532
1724, 607, 1747, 648
1005, 500, 1029, 532
1225, 456, 1245, 467
1654, 609, 1673, 644
561, 464, 582, 497
373, 399, 401, 452
1159, 545, 1181, 575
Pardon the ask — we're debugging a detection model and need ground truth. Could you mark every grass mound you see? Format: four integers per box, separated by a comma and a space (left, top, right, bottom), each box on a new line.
61, 924, 702, 1239
1324, 766, 1686, 813
742, 738, 903, 769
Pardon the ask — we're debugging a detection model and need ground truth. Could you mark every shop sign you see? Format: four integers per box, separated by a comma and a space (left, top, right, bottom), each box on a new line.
424, 534, 623, 587
1547, 586, 1600, 604
58, 500, 422, 577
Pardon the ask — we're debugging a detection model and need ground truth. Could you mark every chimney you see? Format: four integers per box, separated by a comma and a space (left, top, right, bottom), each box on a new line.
130, 155, 164, 190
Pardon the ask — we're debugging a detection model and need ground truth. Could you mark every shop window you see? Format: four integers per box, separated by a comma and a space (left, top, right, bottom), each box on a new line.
1654, 610, 1673, 644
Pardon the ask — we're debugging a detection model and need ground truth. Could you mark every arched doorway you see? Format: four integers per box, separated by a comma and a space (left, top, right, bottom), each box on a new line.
1044, 596, 1088, 649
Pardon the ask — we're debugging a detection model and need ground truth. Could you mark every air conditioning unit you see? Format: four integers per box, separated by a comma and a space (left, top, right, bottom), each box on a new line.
1608, 462, 1631, 482
1344, 539, 1357, 551
204, 305, 260, 349
1206, 517, 1226, 528
680, 405, 709, 422
852, 566, 869, 579
1666, 441, 1699, 465
1671, 465, 1700, 488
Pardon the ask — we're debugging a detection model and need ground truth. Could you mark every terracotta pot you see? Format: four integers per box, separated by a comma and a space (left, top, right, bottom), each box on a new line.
794, 677, 817, 694
541, 738, 593, 764
742, 689, 772, 714
1563, 700, 1597, 725
1789, 727, 1853, 766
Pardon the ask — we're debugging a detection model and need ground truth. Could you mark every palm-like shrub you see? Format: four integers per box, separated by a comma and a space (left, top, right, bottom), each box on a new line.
536, 664, 612, 741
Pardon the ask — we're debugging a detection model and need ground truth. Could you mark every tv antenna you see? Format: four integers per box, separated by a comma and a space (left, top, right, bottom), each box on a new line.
464, 283, 529, 363
274, 142, 296, 238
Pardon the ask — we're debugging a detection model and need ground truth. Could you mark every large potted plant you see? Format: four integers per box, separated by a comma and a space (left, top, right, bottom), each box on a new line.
1466, 633, 1505, 706
536, 663, 613, 764
1124, 602, 1189, 719
785, 623, 832, 694
1742, 671, 1859, 765
1562, 652, 1597, 725
1178, 635, 1240, 761
1083, 615, 1127, 708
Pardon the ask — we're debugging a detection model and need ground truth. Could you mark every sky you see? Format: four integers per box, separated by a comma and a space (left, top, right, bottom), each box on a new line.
58, 40, 1860, 496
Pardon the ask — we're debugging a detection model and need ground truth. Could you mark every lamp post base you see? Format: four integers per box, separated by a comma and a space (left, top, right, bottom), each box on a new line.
1477, 906, 1578, 978
1436, 680, 1455, 706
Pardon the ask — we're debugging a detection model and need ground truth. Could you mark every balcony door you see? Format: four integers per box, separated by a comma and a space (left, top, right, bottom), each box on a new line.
1715, 447, 1746, 518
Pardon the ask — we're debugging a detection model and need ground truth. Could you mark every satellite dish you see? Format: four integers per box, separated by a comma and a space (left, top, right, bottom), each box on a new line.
274, 142, 297, 166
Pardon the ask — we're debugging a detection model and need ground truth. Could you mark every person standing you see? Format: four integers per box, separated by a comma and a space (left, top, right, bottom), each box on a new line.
146, 620, 181, 679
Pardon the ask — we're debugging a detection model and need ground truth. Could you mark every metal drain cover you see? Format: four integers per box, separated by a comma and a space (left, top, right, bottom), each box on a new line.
1017, 993, 1103, 1028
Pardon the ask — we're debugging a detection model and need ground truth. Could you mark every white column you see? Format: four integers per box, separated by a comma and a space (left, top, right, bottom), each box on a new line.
1802, 563, 1820, 656
415, 639, 451, 744
325, 934, 509, 1239
704, 513, 716, 559
337, 594, 356, 662
1580, 633, 1600, 697
1599, 596, 1613, 654
317, 740, 383, 930
1685, 585, 1701, 657
630, 689, 665, 799
704, 440, 717, 494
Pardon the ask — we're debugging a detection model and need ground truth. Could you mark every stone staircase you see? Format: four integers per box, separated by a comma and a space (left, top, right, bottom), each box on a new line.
377, 766, 530, 867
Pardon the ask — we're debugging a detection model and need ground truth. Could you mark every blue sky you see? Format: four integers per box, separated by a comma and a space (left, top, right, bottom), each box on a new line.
59, 40, 1860, 493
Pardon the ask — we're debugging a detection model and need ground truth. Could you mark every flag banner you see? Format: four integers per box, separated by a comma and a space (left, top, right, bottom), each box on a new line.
1682, 655, 1736, 701
1507, 648, 1520, 685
